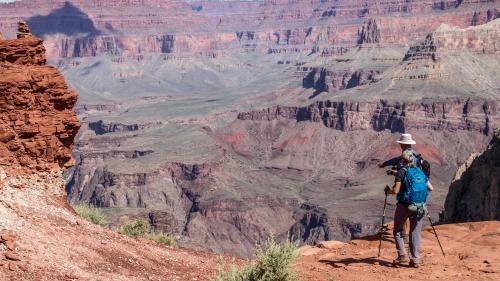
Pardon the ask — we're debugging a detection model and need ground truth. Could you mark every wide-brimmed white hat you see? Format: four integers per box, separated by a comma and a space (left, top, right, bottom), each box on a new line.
396, 133, 416, 145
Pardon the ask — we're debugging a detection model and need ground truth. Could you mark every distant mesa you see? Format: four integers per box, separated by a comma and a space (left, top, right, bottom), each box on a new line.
26, 1, 100, 38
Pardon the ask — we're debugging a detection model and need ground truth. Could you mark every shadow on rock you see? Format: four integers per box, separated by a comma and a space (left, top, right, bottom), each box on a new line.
27, 1, 100, 37
320, 257, 393, 267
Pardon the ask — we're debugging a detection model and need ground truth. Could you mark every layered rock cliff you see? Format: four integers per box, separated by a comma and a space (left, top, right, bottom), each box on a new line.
0, 22, 80, 174
0, 0, 498, 61
236, 98, 498, 134
442, 129, 500, 222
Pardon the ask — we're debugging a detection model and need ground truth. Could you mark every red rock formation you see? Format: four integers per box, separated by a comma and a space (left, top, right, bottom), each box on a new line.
0, 23, 46, 65
0, 22, 80, 174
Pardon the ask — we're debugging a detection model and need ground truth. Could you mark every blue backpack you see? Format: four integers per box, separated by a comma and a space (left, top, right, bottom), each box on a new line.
397, 167, 429, 204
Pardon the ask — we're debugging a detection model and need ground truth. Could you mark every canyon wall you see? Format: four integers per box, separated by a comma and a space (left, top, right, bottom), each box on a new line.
236, 98, 497, 134
442, 129, 500, 222
0, 1, 498, 61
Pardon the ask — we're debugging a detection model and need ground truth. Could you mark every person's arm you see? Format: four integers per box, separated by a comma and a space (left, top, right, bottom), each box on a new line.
427, 181, 434, 191
384, 169, 404, 194
385, 181, 401, 195
379, 156, 400, 168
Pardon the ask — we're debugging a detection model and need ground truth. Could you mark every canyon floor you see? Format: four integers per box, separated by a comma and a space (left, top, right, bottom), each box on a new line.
1, 172, 498, 281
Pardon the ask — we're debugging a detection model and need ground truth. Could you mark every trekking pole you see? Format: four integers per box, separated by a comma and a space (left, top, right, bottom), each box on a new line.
427, 215, 445, 257
378, 190, 389, 257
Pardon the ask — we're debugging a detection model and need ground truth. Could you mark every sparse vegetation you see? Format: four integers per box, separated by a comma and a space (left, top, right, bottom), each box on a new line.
212, 237, 299, 281
119, 219, 150, 238
119, 219, 176, 246
144, 232, 177, 247
74, 205, 107, 226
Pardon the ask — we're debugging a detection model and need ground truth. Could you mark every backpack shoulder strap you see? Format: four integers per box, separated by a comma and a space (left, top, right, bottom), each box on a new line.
401, 167, 407, 175
401, 167, 409, 182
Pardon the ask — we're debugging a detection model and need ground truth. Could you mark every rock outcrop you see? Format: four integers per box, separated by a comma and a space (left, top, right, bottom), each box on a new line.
88, 120, 162, 135
0, 22, 80, 174
303, 68, 382, 94
357, 18, 381, 45
442, 129, 500, 222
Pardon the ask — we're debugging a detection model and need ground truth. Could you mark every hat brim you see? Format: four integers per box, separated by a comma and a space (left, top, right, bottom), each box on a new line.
396, 140, 416, 145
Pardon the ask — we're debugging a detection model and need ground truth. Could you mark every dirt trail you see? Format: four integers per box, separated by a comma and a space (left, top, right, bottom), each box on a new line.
0, 172, 226, 281
295, 221, 500, 281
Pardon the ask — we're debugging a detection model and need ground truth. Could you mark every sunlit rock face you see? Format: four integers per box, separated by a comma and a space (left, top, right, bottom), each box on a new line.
0, 22, 80, 175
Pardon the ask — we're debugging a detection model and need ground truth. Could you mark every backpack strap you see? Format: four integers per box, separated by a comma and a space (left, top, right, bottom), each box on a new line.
398, 167, 409, 204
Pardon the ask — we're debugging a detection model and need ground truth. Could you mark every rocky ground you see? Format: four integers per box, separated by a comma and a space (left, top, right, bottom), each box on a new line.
0, 171, 225, 281
295, 221, 500, 281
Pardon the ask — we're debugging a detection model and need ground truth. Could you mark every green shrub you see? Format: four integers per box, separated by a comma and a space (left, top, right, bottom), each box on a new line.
119, 220, 176, 246
119, 219, 150, 238
212, 237, 299, 281
144, 232, 177, 247
74, 205, 107, 226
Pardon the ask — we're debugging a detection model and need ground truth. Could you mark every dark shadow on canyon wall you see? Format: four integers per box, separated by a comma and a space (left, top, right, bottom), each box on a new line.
27, 1, 100, 37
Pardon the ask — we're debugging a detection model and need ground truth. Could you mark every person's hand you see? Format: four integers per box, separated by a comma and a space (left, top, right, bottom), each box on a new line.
386, 169, 397, 176
378, 163, 385, 168
384, 185, 391, 194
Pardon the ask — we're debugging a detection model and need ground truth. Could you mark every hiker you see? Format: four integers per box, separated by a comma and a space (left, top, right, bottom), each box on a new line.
384, 150, 434, 268
379, 133, 420, 243
379, 133, 419, 175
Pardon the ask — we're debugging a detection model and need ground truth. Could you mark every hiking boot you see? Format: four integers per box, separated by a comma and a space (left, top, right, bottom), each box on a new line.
409, 260, 421, 268
392, 255, 409, 266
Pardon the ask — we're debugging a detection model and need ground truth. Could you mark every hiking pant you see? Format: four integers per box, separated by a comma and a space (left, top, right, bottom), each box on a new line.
393, 202, 423, 263
403, 219, 410, 240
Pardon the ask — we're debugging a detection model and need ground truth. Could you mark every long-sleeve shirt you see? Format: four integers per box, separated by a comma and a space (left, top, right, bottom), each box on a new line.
381, 147, 418, 171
